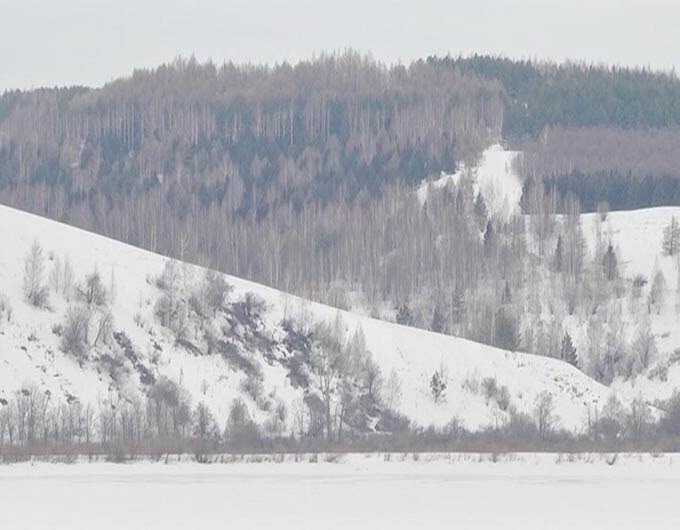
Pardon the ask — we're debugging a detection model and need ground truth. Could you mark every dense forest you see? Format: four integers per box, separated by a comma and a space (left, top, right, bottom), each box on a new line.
431, 54, 680, 139
2, 53, 680, 373
0, 53, 502, 208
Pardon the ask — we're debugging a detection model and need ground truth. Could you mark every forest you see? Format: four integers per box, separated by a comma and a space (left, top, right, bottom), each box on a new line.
2, 53, 680, 375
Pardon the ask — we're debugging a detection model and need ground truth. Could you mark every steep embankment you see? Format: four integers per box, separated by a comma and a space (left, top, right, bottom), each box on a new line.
0, 204, 613, 432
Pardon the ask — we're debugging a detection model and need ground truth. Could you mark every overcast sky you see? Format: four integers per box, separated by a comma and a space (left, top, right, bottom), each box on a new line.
1, 0, 678, 91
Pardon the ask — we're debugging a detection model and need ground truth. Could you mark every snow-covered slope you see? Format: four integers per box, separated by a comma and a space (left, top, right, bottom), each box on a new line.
579, 207, 680, 403
0, 205, 613, 432
418, 144, 522, 220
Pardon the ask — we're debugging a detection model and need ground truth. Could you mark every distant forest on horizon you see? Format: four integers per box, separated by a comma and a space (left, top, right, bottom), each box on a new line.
2, 52, 680, 360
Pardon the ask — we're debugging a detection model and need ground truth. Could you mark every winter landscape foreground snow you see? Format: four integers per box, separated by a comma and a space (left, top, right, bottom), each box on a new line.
1, 453, 679, 530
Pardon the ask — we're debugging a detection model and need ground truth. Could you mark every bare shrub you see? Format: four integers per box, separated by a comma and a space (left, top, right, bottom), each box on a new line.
0, 293, 12, 327
240, 373, 265, 404
155, 260, 181, 292
534, 391, 557, 440
382, 369, 402, 411
589, 394, 624, 442
225, 398, 261, 449
192, 402, 220, 450
201, 270, 232, 315
154, 293, 189, 342
60, 305, 91, 360
660, 391, 680, 436
630, 321, 657, 375
625, 397, 652, 441
233, 292, 267, 326
23, 240, 49, 308
93, 311, 114, 347
79, 269, 108, 307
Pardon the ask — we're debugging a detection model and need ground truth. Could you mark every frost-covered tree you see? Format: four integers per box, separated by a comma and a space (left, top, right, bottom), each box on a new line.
23, 240, 49, 307
79, 269, 108, 307
630, 318, 657, 375
60, 305, 91, 360
201, 269, 233, 316
382, 369, 403, 411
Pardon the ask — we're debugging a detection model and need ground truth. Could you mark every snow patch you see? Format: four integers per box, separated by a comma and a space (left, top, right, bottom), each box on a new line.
418, 144, 522, 221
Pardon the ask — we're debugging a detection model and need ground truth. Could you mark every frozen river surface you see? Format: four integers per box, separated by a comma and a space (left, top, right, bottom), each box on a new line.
1, 453, 680, 529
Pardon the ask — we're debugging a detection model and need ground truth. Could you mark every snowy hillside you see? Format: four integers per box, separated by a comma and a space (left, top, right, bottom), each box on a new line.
0, 204, 615, 433
578, 207, 680, 404
418, 144, 523, 220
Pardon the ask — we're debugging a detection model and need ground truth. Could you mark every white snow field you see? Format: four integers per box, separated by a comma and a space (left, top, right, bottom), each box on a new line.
418, 144, 523, 220
2, 454, 680, 530
0, 204, 613, 432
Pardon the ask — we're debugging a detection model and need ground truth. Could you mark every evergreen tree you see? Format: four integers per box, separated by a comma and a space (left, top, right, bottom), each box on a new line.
553, 235, 563, 272
560, 332, 578, 367
430, 368, 447, 404
483, 220, 496, 257
450, 287, 466, 326
430, 304, 446, 333
649, 268, 667, 314
602, 243, 619, 281
494, 307, 519, 351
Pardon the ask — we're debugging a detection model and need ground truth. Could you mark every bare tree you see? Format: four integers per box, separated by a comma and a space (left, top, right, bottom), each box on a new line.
23, 240, 49, 307
534, 391, 557, 440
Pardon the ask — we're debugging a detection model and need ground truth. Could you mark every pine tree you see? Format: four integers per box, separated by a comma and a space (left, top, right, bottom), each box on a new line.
560, 332, 578, 367
450, 287, 465, 326
430, 369, 447, 403
553, 235, 563, 272
494, 307, 519, 351
649, 268, 667, 314
662, 216, 680, 256
483, 220, 496, 257
602, 243, 619, 281
430, 304, 446, 333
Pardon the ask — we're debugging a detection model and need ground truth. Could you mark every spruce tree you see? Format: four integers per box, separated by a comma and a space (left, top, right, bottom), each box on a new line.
560, 332, 578, 367
494, 307, 519, 351
483, 220, 496, 257
430, 304, 446, 333
553, 235, 563, 272
602, 243, 619, 281
450, 287, 465, 326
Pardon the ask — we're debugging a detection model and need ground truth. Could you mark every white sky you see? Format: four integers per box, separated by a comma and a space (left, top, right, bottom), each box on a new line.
1, 0, 678, 91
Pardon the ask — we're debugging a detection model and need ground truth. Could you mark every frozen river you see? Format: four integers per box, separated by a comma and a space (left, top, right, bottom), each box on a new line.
1, 453, 679, 529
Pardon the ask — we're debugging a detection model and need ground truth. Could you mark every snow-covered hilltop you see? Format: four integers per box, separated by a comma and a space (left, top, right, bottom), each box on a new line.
0, 204, 612, 434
